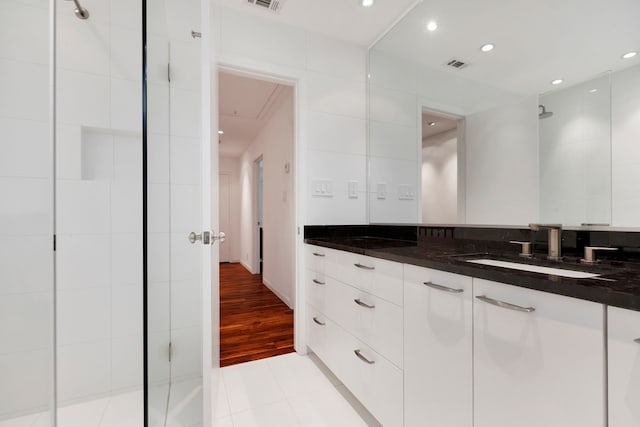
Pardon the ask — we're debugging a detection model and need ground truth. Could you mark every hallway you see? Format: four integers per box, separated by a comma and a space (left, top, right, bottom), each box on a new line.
219, 263, 294, 367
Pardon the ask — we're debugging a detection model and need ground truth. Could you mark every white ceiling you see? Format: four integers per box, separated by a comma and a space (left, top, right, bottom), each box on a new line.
422, 112, 457, 139
212, 0, 418, 46
374, 0, 640, 97
218, 71, 291, 158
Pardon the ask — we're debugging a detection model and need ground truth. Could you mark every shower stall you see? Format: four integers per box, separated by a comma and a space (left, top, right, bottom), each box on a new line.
0, 0, 212, 426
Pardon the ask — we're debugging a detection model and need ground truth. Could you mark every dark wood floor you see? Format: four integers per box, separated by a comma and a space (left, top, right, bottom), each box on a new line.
219, 263, 294, 367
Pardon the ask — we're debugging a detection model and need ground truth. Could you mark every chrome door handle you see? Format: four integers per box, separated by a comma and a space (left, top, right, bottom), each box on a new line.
354, 299, 375, 309
354, 263, 375, 270
476, 295, 535, 313
313, 317, 325, 326
354, 349, 375, 365
189, 231, 225, 245
312, 279, 325, 285
424, 281, 464, 293
313, 252, 325, 257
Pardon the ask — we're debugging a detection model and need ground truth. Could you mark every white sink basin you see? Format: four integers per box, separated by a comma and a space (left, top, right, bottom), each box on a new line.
466, 258, 600, 279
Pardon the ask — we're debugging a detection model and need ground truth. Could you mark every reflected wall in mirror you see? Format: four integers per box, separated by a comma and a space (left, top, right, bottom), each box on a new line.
368, 0, 640, 227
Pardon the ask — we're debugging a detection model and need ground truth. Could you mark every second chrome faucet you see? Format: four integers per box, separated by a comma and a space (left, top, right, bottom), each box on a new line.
529, 224, 563, 261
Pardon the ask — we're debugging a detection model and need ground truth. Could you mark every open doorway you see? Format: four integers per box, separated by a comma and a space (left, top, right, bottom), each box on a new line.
421, 109, 464, 223
217, 70, 296, 367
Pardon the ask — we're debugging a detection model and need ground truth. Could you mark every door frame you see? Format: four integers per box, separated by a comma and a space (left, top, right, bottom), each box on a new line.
253, 155, 264, 275
216, 59, 305, 354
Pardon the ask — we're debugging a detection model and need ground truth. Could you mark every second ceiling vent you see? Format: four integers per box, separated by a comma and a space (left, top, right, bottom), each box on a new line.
247, 0, 285, 13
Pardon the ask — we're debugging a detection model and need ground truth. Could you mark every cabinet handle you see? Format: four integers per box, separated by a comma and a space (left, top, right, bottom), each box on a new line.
313, 252, 325, 257
354, 298, 375, 309
424, 281, 464, 294
634, 338, 640, 344
313, 317, 325, 326
354, 349, 375, 365
475, 295, 535, 313
354, 263, 375, 270
312, 279, 325, 285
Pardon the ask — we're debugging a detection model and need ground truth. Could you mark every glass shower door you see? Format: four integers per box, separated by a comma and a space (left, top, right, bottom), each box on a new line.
146, 0, 212, 426
0, 1, 54, 425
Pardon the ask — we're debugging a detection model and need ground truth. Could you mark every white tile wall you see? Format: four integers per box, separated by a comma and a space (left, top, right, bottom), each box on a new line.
216, 5, 369, 225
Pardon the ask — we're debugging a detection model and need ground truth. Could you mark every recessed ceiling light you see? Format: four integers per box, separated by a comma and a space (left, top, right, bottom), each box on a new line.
426, 21, 438, 32
428, 122, 436, 127
218, 130, 224, 135
588, 88, 598, 93
480, 43, 495, 52
551, 79, 564, 85
622, 51, 637, 59
361, 0, 374, 7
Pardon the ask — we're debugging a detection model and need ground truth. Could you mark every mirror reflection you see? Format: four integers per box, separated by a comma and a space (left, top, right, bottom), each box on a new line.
368, 0, 640, 227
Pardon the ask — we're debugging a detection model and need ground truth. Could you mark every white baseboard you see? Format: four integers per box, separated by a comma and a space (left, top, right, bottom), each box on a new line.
262, 277, 293, 309
239, 260, 254, 274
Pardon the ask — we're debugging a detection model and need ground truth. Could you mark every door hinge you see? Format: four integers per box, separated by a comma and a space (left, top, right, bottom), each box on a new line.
168, 341, 172, 362
167, 63, 171, 82
53, 234, 56, 251
297, 227, 300, 235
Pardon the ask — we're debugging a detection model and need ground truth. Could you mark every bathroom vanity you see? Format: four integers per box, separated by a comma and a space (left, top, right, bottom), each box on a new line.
304, 225, 640, 427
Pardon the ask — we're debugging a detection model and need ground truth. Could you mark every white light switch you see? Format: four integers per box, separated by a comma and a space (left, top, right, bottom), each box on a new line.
312, 180, 333, 197
398, 184, 415, 200
348, 181, 358, 199
377, 183, 387, 200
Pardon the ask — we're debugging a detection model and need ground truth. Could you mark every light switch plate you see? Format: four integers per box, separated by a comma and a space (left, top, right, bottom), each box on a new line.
348, 181, 358, 199
377, 183, 387, 200
398, 184, 415, 200
312, 179, 333, 197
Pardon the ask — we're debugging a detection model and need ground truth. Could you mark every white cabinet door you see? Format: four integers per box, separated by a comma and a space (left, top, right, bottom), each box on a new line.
473, 279, 604, 427
608, 306, 640, 427
403, 265, 473, 427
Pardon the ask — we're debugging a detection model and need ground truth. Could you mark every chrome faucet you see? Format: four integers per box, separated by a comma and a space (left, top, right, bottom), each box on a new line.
529, 224, 563, 261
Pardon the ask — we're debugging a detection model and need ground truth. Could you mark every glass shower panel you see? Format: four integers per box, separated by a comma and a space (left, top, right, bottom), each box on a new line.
0, 0, 53, 425
147, 0, 205, 425
54, 0, 144, 424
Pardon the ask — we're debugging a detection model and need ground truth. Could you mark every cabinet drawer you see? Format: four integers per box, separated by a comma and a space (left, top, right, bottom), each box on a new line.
608, 306, 640, 427
325, 250, 403, 306
404, 264, 472, 427
305, 269, 328, 313
336, 329, 404, 427
473, 278, 604, 427
306, 304, 330, 364
327, 278, 403, 368
305, 244, 327, 274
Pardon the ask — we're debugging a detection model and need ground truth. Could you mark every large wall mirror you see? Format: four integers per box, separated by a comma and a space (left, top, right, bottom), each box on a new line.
368, 0, 640, 227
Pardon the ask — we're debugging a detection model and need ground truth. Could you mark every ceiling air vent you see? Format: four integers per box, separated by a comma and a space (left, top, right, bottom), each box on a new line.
445, 58, 469, 70
247, 0, 285, 13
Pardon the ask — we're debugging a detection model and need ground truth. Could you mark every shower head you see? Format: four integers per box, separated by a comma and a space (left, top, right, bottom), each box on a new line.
539, 104, 553, 119
66, 0, 89, 19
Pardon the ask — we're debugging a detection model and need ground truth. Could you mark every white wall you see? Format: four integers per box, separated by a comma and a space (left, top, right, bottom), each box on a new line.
539, 74, 611, 225
422, 129, 458, 223
236, 89, 295, 307
465, 96, 539, 225
0, 0, 52, 419
612, 64, 640, 226
219, 156, 242, 263
213, 6, 368, 225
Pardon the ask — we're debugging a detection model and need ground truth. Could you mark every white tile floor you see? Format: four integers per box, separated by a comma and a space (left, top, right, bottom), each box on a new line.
214, 353, 381, 427
0, 353, 379, 427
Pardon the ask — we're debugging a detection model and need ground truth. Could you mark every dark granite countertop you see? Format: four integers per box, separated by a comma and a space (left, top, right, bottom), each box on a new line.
304, 236, 640, 312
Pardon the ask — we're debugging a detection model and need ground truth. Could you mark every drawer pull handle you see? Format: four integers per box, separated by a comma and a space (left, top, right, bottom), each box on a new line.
354, 298, 375, 309
354, 349, 375, 365
313, 252, 325, 257
424, 281, 464, 294
634, 338, 640, 344
476, 295, 535, 313
354, 263, 375, 270
313, 317, 325, 326
312, 279, 325, 285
